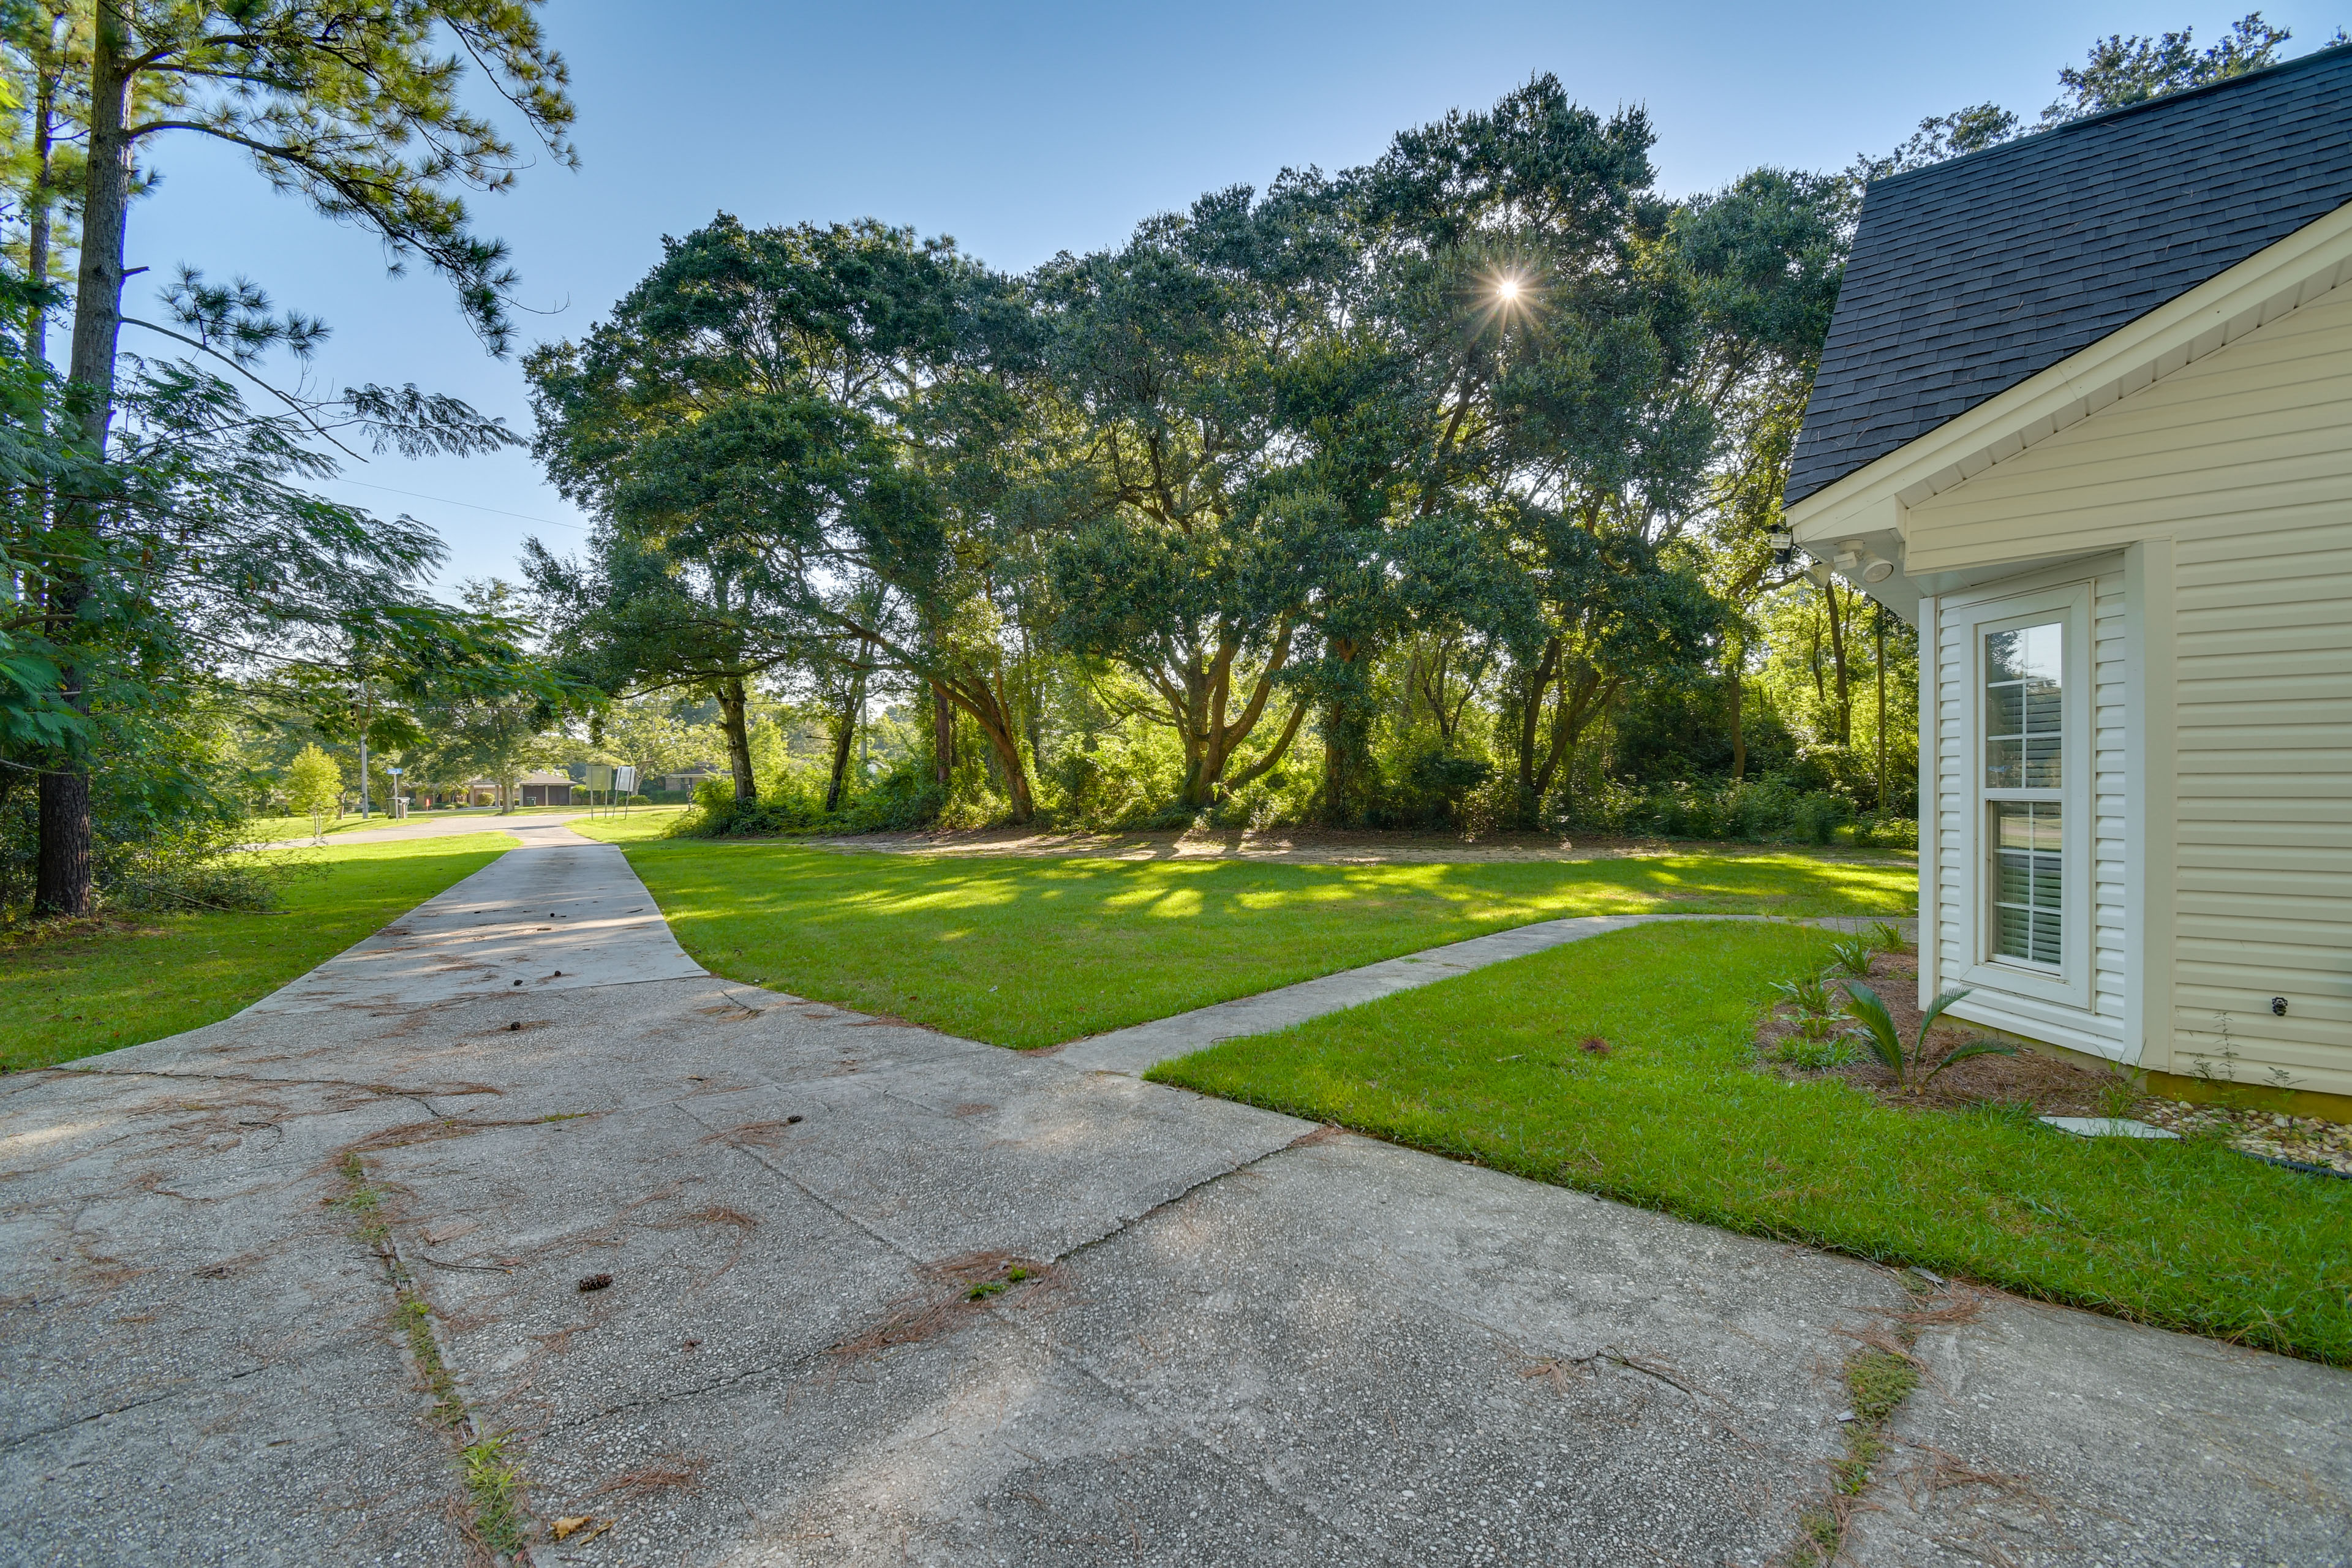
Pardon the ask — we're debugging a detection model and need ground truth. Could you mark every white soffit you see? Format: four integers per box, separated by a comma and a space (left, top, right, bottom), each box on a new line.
1788, 198, 2352, 544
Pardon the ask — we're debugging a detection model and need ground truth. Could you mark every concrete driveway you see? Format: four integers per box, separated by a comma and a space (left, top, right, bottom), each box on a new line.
4, 827, 2345, 1566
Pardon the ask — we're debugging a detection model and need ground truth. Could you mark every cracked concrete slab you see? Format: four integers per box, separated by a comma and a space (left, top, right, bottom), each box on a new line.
1, 834, 2338, 1565
0, 1068, 472, 1567
1847, 1292, 2352, 1567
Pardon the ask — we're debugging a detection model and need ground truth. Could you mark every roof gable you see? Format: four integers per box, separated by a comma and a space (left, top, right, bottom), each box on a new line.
1786, 44, 2352, 508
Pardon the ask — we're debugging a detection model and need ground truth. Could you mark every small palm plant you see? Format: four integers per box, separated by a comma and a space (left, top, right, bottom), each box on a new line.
1772, 973, 1836, 1016
1840, 984, 2017, 1092
1826, 934, 1877, 978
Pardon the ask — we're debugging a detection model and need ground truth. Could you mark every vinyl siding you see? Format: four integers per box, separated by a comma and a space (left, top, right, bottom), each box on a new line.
1933, 614, 1965, 986
2173, 517, 2352, 1091
1907, 281, 2352, 1093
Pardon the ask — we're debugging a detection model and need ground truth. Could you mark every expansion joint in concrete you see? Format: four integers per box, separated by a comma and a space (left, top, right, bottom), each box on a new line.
332, 1148, 538, 1562
1044, 1123, 1320, 1272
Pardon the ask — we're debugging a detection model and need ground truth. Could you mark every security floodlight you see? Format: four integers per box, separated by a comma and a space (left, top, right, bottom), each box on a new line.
1834, 540, 1897, 585
1765, 527, 1795, 567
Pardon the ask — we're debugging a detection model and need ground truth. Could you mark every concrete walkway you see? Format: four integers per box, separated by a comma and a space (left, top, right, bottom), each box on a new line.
1055, 914, 1915, 1076
249, 820, 704, 1012
2, 846, 2343, 1566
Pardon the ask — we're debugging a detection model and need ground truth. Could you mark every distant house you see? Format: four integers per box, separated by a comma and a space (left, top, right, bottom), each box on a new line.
517, 770, 576, 807
1783, 47, 2352, 1099
460, 778, 499, 808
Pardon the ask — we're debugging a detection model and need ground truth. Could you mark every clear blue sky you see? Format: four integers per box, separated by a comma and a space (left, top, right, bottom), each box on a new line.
122, 1, 2345, 592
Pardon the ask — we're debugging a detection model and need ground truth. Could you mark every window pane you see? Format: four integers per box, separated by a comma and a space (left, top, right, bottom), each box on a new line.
2024, 735, 2063, 789
2024, 682, 2062, 733
1986, 622, 2062, 793
1986, 684, 2024, 735
1986, 629, 2024, 681
2013, 624, 2061, 682
1992, 800, 2062, 966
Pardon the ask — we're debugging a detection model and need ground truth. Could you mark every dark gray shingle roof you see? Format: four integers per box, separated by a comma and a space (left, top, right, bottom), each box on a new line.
1785, 44, 2352, 508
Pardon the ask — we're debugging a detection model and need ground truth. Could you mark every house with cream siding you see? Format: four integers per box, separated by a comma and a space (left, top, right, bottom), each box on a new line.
1782, 45, 2352, 1102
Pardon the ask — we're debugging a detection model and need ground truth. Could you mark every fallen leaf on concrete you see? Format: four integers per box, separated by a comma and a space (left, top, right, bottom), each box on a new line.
551, 1516, 592, 1540
578, 1273, 613, 1292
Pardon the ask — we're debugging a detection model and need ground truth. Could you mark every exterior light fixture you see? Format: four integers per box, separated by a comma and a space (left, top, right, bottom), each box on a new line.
1766, 527, 1795, 566
1835, 541, 1898, 585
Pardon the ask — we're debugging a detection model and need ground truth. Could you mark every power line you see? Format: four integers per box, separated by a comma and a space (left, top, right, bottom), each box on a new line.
329, 476, 590, 531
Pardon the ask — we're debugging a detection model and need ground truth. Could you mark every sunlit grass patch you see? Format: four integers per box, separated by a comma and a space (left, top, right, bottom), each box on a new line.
609, 840, 1915, 1049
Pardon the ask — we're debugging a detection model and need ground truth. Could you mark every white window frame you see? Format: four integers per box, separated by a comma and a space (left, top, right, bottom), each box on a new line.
1951, 579, 2095, 1014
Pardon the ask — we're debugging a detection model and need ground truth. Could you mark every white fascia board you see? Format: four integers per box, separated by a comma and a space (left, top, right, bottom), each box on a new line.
1788, 198, 2352, 548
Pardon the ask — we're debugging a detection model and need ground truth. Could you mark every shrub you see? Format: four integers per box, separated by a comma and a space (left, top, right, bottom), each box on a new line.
668, 758, 948, 839
1550, 773, 1914, 850
1050, 725, 1186, 826
669, 775, 799, 838
829, 762, 943, 832
1356, 744, 1493, 830
1792, 791, 1848, 845
111, 847, 281, 913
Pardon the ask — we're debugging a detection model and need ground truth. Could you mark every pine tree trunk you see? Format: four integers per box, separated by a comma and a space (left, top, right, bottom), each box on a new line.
35, 772, 91, 914
36, 3, 133, 918
26, 62, 54, 360
67, 2, 130, 426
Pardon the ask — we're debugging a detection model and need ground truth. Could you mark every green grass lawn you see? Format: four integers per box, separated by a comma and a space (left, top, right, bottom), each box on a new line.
1149, 921, 2352, 1363
0, 832, 516, 1073
590, 832, 1915, 1049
